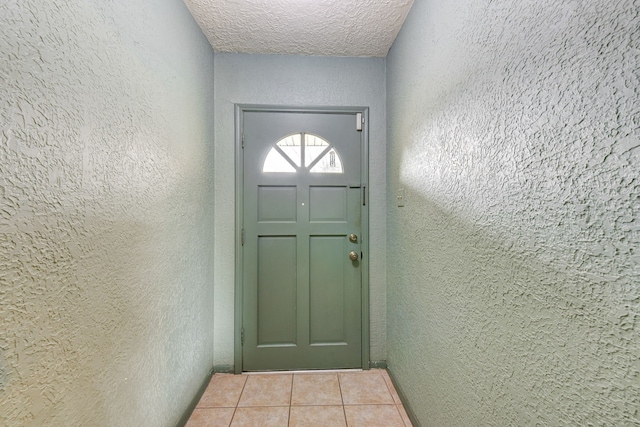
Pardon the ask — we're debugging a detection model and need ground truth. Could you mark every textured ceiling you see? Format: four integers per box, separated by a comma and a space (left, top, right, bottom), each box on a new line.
183, 0, 414, 57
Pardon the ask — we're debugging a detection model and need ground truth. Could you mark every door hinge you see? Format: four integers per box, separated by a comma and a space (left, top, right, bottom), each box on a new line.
242, 132, 245, 148
241, 228, 245, 246
356, 113, 364, 131
241, 327, 245, 345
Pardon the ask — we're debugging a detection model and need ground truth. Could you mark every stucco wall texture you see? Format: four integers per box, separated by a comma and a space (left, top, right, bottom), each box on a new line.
213, 53, 387, 368
1, 1, 215, 425
386, 0, 639, 425
183, 0, 413, 57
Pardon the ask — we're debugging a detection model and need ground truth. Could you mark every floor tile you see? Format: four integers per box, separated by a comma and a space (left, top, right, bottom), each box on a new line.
291, 373, 342, 406
198, 374, 248, 408
344, 405, 405, 427
237, 374, 292, 407
397, 404, 413, 426
289, 405, 347, 427
230, 406, 289, 427
186, 408, 235, 427
339, 373, 394, 405
187, 370, 414, 427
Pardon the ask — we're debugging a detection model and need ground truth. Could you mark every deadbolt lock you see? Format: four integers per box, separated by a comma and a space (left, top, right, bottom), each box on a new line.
349, 233, 358, 243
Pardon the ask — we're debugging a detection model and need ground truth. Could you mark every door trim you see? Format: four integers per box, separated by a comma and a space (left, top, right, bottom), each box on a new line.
234, 105, 370, 373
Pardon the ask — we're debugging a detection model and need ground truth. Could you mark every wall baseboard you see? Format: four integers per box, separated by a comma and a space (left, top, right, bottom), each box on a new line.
369, 360, 388, 369
387, 367, 421, 427
175, 367, 214, 427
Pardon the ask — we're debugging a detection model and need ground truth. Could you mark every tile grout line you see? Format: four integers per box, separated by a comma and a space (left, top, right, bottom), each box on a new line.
337, 372, 349, 426
288, 374, 293, 427
396, 405, 411, 427
229, 375, 249, 427
380, 370, 410, 426
381, 372, 398, 404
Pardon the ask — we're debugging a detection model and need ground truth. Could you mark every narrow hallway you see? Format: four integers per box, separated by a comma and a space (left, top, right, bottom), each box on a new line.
186, 370, 412, 427
2, 0, 637, 425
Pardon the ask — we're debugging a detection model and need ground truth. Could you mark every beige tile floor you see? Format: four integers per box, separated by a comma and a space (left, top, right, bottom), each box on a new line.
186, 369, 413, 427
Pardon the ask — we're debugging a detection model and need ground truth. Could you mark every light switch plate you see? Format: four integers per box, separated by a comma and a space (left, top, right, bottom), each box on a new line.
396, 188, 405, 207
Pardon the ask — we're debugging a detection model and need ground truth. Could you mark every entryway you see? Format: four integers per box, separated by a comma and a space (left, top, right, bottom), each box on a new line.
235, 106, 370, 372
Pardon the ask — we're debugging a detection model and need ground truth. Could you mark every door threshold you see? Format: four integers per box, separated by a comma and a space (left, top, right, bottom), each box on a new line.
243, 368, 364, 375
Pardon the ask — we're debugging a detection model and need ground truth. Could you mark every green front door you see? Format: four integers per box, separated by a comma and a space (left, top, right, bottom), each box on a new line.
241, 110, 365, 371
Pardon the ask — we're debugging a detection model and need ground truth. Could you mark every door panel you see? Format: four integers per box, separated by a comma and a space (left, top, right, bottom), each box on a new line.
242, 110, 364, 371
257, 236, 297, 346
309, 236, 347, 344
258, 186, 297, 222
309, 186, 347, 222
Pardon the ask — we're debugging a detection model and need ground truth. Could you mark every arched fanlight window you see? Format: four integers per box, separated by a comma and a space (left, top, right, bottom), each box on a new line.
263, 133, 343, 173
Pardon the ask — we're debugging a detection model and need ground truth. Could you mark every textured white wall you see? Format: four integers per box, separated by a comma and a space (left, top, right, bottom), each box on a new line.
1, 1, 215, 425
387, 0, 639, 425
213, 53, 387, 368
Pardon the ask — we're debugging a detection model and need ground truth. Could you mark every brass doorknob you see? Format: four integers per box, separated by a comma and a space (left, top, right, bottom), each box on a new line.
349, 251, 359, 261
